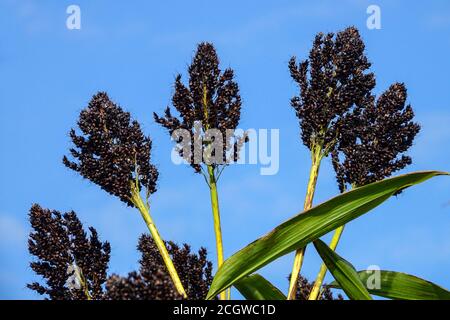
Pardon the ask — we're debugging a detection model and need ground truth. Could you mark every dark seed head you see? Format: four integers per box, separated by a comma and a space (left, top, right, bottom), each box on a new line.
28, 204, 110, 300
154, 42, 246, 173
289, 27, 375, 154
332, 83, 420, 192
63, 92, 159, 206
105, 235, 213, 300
288, 274, 343, 300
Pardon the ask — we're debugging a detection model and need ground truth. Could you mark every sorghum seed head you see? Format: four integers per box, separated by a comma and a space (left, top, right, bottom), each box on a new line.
288, 274, 343, 300
289, 27, 375, 153
332, 83, 420, 192
105, 235, 213, 300
63, 92, 159, 206
154, 42, 246, 173
28, 204, 110, 300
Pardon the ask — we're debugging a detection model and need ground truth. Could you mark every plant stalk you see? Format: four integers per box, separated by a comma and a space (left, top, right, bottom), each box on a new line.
309, 184, 350, 300
131, 189, 187, 298
202, 81, 227, 299
207, 164, 227, 300
308, 225, 345, 300
79, 269, 92, 300
287, 145, 322, 300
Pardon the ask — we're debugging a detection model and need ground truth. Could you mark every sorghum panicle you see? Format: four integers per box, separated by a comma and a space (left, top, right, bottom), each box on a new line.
154, 42, 246, 173
332, 83, 420, 192
105, 235, 213, 300
289, 27, 375, 152
28, 204, 111, 300
288, 274, 343, 300
63, 92, 158, 206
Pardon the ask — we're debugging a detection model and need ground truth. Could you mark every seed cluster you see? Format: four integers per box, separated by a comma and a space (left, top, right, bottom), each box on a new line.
289, 27, 375, 152
28, 204, 111, 300
332, 83, 420, 192
105, 235, 213, 300
288, 274, 343, 300
63, 92, 159, 206
154, 42, 246, 173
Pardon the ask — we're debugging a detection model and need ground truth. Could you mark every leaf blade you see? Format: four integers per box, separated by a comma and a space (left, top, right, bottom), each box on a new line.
313, 239, 372, 300
234, 274, 286, 300
206, 171, 447, 299
330, 270, 450, 300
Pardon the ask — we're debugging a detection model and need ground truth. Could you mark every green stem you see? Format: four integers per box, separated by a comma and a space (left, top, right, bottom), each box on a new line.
207, 164, 227, 300
131, 187, 187, 298
309, 184, 351, 300
308, 225, 345, 300
79, 268, 92, 300
201, 80, 227, 299
287, 144, 323, 300
84, 288, 92, 300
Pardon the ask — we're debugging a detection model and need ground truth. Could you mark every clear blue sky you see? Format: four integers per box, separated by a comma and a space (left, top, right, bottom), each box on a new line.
1, 0, 449, 299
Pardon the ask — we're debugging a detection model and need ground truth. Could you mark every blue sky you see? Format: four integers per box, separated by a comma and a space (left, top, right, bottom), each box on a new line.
1, 0, 449, 299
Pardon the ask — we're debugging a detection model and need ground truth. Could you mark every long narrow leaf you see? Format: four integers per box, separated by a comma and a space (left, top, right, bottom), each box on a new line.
234, 274, 286, 300
206, 171, 447, 299
330, 270, 450, 300
313, 239, 372, 300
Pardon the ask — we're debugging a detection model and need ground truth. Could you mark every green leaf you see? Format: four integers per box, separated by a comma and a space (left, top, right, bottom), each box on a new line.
313, 239, 372, 300
330, 270, 450, 300
206, 171, 447, 299
234, 274, 286, 300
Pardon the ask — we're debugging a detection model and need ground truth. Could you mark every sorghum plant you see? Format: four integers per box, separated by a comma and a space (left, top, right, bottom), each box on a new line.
27, 204, 110, 300
205, 27, 447, 301
63, 92, 186, 297
287, 26, 376, 299
105, 235, 213, 300
24, 26, 450, 302
154, 42, 246, 300
307, 82, 420, 300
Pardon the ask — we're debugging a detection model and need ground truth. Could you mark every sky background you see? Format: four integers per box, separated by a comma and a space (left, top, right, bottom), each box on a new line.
1, 0, 449, 299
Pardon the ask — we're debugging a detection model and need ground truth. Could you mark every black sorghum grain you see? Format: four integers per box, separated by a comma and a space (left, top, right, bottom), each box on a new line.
289, 26, 375, 153
154, 42, 246, 173
288, 274, 343, 300
28, 204, 110, 300
105, 235, 213, 300
63, 92, 158, 206
332, 82, 420, 192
